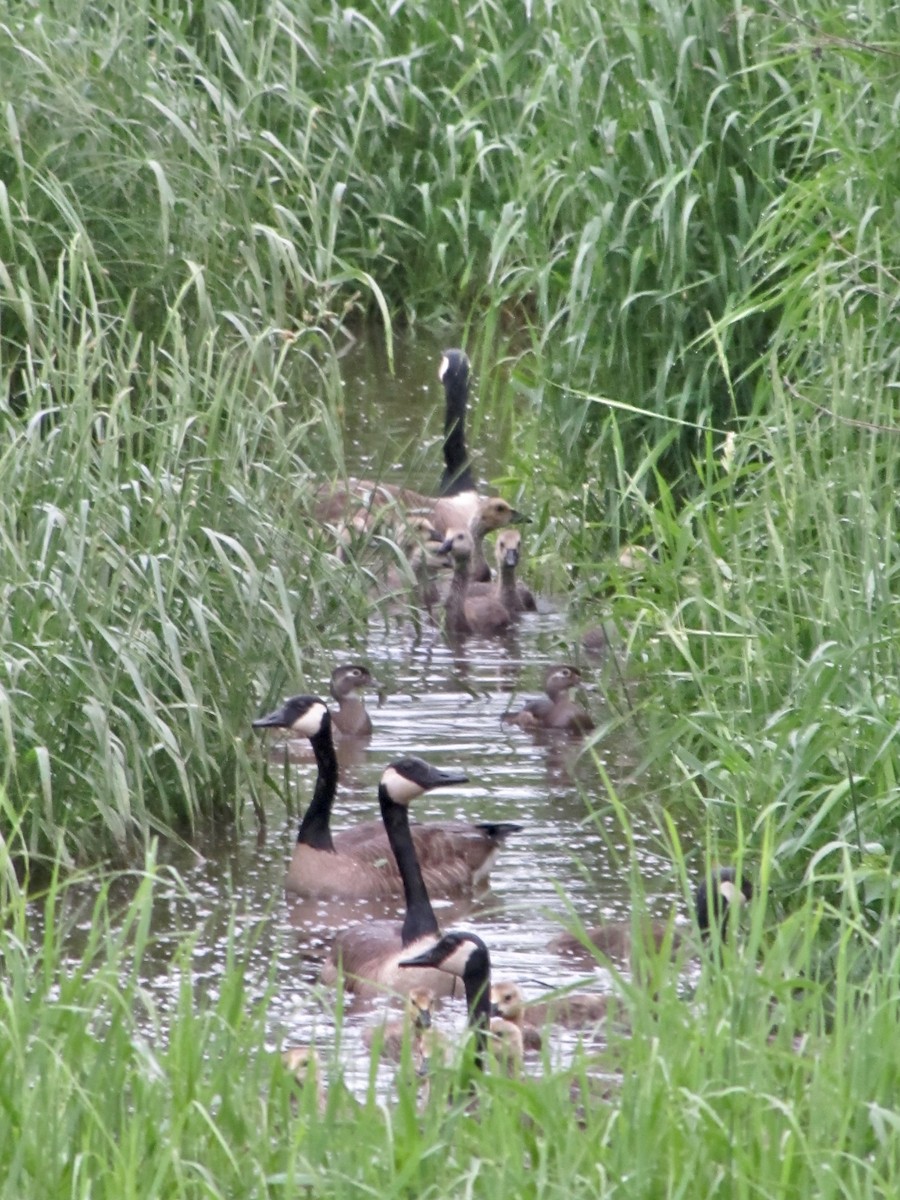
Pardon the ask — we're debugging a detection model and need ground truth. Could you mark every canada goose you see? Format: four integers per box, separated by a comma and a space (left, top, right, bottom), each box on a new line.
316, 351, 525, 570
362, 986, 441, 1070
549, 868, 752, 963
329, 663, 378, 737
695, 867, 754, 941
502, 664, 595, 734
252, 697, 521, 899
320, 757, 474, 998
400, 929, 493, 1069
466, 527, 537, 615
440, 527, 514, 636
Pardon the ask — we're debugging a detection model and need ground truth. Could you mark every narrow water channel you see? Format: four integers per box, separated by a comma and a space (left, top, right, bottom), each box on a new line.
44, 334, 699, 1097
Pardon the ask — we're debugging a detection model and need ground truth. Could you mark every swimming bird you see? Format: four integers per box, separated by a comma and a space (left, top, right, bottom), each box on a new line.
440, 527, 514, 636
549, 868, 752, 963
320, 757, 475, 998
492, 979, 625, 1035
362, 986, 441, 1070
281, 1045, 327, 1113
400, 929, 494, 1069
315, 351, 524, 577
329, 663, 378, 737
467, 527, 537, 615
502, 664, 595, 734
252, 696, 521, 899
490, 980, 543, 1051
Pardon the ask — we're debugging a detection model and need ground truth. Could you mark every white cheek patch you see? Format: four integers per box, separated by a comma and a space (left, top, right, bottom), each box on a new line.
291, 701, 328, 737
441, 941, 475, 978
382, 766, 423, 805
718, 880, 745, 906
438, 355, 449, 381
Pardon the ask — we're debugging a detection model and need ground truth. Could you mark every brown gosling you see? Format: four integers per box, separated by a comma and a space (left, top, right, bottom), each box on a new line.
440, 526, 514, 636
363, 986, 441, 1072
502, 664, 594, 734
467, 528, 537, 615
329, 663, 379, 737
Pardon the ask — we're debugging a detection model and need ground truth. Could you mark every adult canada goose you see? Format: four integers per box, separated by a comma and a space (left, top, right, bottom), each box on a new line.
467, 527, 537, 615
315, 349, 478, 531
440, 527, 514, 636
329, 663, 378, 737
400, 929, 493, 1069
252, 696, 521, 899
502, 664, 595, 734
549, 868, 752, 963
362, 986, 441, 1070
320, 757, 475, 998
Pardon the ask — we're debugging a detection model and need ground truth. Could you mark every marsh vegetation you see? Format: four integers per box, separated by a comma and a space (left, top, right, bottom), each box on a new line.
2, 0, 900, 1194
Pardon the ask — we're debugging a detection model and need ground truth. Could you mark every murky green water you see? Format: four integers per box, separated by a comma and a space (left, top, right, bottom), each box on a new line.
45, 334, 698, 1095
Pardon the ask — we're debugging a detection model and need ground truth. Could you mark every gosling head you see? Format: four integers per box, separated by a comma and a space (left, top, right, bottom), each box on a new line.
543, 664, 583, 697
407, 986, 436, 1031
439, 526, 474, 563
490, 979, 525, 1022
695, 867, 753, 939
252, 695, 329, 738
473, 497, 528, 533
380, 756, 469, 807
330, 663, 378, 701
494, 528, 521, 570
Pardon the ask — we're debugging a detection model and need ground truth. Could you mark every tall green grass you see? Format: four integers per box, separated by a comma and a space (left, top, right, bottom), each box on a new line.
4, 855, 900, 1197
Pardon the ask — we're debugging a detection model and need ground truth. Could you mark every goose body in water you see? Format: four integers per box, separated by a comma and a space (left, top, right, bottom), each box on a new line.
253, 697, 520, 899
467, 527, 537, 615
329, 663, 378, 737
441, 527, 514, 636
502, 664, 594, 734
321, 758, 475, 999
315, 350, 524, 579
549, 868, 753, 962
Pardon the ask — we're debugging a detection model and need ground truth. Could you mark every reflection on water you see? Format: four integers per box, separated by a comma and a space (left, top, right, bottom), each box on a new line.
37, 336, 699, 1097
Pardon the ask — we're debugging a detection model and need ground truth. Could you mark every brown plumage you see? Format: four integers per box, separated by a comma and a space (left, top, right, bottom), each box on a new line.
252, 697, 521, 900
441, 527, 514, 635
502, 664, 594, 734
362, 987, 441, 1069
321, 758, 476, 999
467, 528, 537, 615
314, 350, 526, 581
494, 979, 626, 1033
329, 663, 378, 737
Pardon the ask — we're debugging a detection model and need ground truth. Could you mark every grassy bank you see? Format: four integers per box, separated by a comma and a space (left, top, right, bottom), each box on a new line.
2, 856, 900, 1197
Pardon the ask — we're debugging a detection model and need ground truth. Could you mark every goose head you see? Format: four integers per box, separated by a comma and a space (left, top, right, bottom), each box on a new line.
490, 979, 525, 1023
495, 528, 521, 570
543, 664, 583, 698
472, 497, 528, 535
407, 986, 436, 1032
329, 664, 378, 702
438, 348, 470, 390
399, 929, 489, 984
438, 526, 475, 565
695, 867, 753, 939
252, 695, 329, 738
380, 756, 469, 806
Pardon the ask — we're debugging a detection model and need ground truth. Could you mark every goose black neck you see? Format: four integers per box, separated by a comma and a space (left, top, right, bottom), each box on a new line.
440, 372, 475, 496
296, 713, 337, 852
463, 951, 492, 1069
379, 786, 440, 945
